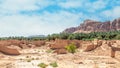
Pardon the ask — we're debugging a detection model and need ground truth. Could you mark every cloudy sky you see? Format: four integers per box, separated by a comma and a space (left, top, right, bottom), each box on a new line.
0, 0, 120, 37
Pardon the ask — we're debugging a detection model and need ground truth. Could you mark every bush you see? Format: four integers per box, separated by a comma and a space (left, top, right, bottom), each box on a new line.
46, 49, 53, 53
27, 59, 31, 62
38, 63, 48, 68
116, 35, 120, 39
50, 62, 58, 67
65, 43, 77, 54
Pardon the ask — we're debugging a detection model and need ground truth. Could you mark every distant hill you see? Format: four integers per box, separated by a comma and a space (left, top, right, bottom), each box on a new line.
28, 35, 46, 38
63, 18, 120, 33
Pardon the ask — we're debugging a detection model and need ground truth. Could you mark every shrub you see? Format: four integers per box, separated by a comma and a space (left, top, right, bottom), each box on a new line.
26, 56, 29, 58
50, 62, 58, 67
116, 35, 120, 39
38, 63, 48, 68
27, 59, 31, 62
46, 49, 53, 53
65, 43, 77, 54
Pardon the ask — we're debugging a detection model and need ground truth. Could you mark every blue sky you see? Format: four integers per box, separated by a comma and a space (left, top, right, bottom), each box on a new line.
0, 0, 120, 37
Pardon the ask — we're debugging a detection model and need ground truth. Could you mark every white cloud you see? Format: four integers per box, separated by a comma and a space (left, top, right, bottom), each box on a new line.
0, 0, 119, 37
0, 0, 83, 37
0, 0, 36, 11
0, 11, 82, 37
84, 0, 108, 12
0, 0, 54, 14
102, 6, 120, 20
59, 0, 108, 12
59, 0, 83, 8
92, 0, 108, 9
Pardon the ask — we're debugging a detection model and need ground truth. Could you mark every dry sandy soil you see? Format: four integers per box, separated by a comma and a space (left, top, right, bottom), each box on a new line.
0, 40, 120, 68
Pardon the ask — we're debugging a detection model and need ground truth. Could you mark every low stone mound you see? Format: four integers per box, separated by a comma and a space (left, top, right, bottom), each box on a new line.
0, 45, 20, 55
30, 40, 46, 47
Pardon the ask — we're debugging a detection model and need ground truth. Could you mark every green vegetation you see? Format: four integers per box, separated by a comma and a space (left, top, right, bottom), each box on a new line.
50, 62, 58, 67
46, 49, 53, 53
0, 30, 120, 41
26, 59, 32, 62
46, 30, 120, 40
65, 43, 77, 54
38, 63, 48, 68
37, 62, 58, 68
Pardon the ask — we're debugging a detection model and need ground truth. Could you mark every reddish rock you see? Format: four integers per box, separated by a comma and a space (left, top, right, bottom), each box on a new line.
50, 40, 70, 50
19, 44, 29, 49
54, 49, 67, 54
49, 39, 81, 50
63, 18, 120, 33
30, 41, 45, 47
71, 40, 81, 48
0, 45, 20, 55
84, 44, 96, 52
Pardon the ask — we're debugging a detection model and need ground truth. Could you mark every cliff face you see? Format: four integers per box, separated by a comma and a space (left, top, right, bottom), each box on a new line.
63, 18, 120, 33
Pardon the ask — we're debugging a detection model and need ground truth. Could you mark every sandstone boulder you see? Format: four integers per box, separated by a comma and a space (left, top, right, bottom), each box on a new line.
0, 45, 20, 55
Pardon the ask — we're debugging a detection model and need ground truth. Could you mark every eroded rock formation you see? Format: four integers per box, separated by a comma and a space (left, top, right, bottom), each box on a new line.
0, 45, 20, 55
63, 18, 120, 33
49, 39, 81, 54
0, 40, 46, 55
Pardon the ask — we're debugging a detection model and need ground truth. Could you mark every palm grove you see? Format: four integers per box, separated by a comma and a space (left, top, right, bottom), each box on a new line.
0, 30, 120, 41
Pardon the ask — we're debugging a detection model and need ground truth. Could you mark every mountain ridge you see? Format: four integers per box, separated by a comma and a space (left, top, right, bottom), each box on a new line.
63, 18, 120, 33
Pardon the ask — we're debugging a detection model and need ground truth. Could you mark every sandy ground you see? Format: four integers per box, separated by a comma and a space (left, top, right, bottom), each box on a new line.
0, 46, 120, 68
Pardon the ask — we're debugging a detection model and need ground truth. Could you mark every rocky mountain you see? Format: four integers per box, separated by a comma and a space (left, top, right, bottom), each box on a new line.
63, 18, 120, 33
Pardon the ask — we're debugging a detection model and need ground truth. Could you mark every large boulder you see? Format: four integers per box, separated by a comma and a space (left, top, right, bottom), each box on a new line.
0, 45, 20, 55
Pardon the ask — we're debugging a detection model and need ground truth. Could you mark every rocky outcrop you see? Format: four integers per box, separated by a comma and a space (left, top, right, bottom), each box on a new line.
63, 18, 120, 33
63, 27, 77, 33
0, 45, 20, 55
49, 39, 81, 54
0, 40, 46, 55
49, 40, 70, 50
49, 39, 81, 50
